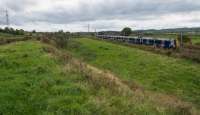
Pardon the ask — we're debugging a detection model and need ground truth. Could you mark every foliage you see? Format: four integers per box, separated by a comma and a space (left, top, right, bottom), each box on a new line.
32, 30, 36, 33
53, 30, 70, 48
0, 27, 25, 35
121, 27, 132, 36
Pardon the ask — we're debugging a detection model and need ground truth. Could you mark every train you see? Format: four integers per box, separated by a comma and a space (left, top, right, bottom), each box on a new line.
96, 35, 177, 49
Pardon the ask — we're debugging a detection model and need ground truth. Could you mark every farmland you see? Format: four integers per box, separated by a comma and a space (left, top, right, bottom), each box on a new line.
66, 38, 200, 108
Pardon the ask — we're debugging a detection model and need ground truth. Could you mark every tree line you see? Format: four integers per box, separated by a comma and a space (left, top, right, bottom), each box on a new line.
0, 27, 25, 35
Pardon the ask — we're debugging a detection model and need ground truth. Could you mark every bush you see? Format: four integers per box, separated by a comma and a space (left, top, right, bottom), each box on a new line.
54, 31, 70, 48
0, 27, 25, 35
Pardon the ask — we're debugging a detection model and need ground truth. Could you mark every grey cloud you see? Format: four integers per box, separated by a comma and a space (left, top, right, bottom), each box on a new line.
1, 0, 200, 30
0, 0, 36, 12
30, 0, 200, 24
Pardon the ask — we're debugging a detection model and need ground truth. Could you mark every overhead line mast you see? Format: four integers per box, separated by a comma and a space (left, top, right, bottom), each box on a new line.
5, 10, 9, 27
0, 9, 10, 27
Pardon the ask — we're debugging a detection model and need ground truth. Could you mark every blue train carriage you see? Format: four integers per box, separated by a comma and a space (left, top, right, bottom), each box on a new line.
135, 38, 141, 44
139, 37, 151, 45
163, 40, 172, 48
127, 38, 134, 44
154, 39, 162, 48
117, 36, 122, 41
96, 35, 176, 49
118, 36, 126, 42
144, 37, 176, 48
157, 39, 176, 49
162, 39, 176, 49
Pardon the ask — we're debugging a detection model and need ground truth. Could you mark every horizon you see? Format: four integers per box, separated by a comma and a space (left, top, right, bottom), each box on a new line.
1, 26, 200, 33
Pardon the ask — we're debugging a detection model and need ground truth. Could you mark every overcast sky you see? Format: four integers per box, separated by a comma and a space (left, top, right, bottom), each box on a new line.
0, 0, 200, 32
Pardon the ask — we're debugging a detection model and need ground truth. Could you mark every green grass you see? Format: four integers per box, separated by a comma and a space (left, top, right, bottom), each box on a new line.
190, 35, 200, 44
0, 41, 187, 115
67, 38, 200, 107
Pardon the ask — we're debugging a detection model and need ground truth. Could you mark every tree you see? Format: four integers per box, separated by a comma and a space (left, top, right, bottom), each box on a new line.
4, 27, 10, 33
9, 28, 15, 34
58, 30, 64, 33
0, 28, 3, 32
121, 27, 132, 36
32, 30, 36, 33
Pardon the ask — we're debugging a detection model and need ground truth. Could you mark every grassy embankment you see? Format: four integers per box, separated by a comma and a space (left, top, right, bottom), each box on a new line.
67, 38, 200, 108
1, 40, 195, 114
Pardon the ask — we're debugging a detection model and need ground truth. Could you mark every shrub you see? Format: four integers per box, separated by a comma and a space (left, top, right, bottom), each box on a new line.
54, 31, 70, 48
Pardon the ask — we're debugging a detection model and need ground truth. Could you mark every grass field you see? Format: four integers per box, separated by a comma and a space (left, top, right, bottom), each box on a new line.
190, 35, 200, 44
67, 38, 200, 108
1, 40, 192, 114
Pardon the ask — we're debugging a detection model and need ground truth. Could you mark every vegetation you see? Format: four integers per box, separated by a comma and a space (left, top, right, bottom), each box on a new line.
0, 30, 200, 114
0, 27, 25, 35
0, 32, 23, 39
54, 30, 70, 48
67, 38, 200, 108
0, 33, 31, 45
0, 28, 27, 45
121, 27, 132, 36
32, 30, 36, 33
1, 41, 195, 114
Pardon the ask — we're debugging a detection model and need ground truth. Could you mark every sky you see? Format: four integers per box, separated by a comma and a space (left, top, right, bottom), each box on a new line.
0, 0, 200, 32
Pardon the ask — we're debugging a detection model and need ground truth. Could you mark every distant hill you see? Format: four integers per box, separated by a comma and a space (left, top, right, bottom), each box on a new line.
135, 27, 200, 34
96, 27, 200, 35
